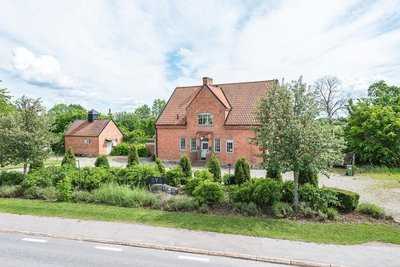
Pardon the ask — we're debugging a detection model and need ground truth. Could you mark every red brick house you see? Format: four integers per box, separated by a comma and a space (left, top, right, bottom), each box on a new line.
64, 110, 123, 156
156, 77, 276, 166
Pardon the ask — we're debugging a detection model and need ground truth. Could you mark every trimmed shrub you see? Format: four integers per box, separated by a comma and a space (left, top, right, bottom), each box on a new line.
165, 166, 183, 186
93, 184, 159, 208
0, 171, 25, 186
110, 143, 130, 156
234, 158, 250, 185
71, 167, 113, 191
266, 161, 282, 181
357, 203, 385, 219
94, 155, 110, 168
252, 179, 283, 207
233, 202, 259, 216
56, 177, 73, 201
272, 202, 293, 218
282, 180, 294, 203
222, 174, 235, 185
136, 143, 149, 157
72, 190, 94, 203
207, 154, 221, 182
325, 187, 359, 213
185, 170, 214, 196
0, 185, 23, 198
113, 164, 159, 188
164, 195, 199, 212
127, 145, 139, 167
61, 148, 76, 168
193, 180, 224, 205
299, 184, 338, 212
155, 158, 165, 175
22, 167, 66, 189
179, 155, 192, 178
326, 207, 339, 220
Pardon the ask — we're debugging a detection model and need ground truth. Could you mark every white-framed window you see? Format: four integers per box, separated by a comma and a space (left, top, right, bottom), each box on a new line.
190, 138, 197, 152
84, 138, 91, 145
179, 137, 186, 151
226, 140, 234, 153
214, 138, 221, 153
198, 113, 213, 126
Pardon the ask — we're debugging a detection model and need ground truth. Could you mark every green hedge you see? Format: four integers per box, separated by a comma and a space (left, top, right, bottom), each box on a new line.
325, 187, 360, 212
0, 171, 25, 186
111, 143, 148, 157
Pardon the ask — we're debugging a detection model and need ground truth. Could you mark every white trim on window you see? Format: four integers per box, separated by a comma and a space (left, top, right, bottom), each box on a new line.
190, 138, 197, 152
226, 139, 234, 153
197, 113, 213, 126
84, 138, 91, 145
179, 137, 186, 151
214, 138, 221, 153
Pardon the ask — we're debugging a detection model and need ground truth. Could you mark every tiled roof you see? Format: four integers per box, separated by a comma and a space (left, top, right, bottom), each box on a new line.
65, 119, 111, 137
156, 79, 276, 126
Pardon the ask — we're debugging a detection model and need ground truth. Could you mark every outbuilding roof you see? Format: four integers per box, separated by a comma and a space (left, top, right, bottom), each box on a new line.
65, 119, 112, 137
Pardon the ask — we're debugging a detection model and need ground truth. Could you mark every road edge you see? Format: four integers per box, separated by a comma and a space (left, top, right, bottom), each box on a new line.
0, 228, 344, 267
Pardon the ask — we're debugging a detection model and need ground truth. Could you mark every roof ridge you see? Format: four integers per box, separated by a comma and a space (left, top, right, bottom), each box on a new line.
174, 79, 277, 89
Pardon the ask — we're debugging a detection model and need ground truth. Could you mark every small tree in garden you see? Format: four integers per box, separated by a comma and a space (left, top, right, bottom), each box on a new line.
127, 145, 139, 167
234, 158, 250, 184
179, 155, 192, 178
256, 78, 343, 210
62, 148, 76, 168
95, 155, 110, 168
266, 161, 282, 181
207, 154, 221, 182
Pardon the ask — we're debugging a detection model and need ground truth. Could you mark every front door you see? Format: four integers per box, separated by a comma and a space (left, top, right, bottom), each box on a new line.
200, 141, 208, 160
106, 141, 113, 154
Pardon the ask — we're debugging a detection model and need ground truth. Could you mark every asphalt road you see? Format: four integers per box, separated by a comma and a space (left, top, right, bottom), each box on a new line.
0, 232, 286, 267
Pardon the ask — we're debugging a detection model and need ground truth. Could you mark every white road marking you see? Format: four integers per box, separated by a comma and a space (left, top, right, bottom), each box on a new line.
94, 246, 123, 252
178, 255, 210, 262
21, 238, 48, 243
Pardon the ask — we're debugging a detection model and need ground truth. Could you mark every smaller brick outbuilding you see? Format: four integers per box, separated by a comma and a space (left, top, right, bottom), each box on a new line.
64, 110, 123, 156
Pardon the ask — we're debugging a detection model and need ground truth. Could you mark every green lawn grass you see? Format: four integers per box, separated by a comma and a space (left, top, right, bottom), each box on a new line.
0, 198, 399, 245
358, 166, 400, 181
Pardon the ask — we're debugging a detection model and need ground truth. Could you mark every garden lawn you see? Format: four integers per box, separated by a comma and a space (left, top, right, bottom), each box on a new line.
358, 167, 400, 182
0, 198, 399, 245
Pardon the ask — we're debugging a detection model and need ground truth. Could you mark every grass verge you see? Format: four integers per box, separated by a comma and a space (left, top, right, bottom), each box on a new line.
0, 198, 399, 245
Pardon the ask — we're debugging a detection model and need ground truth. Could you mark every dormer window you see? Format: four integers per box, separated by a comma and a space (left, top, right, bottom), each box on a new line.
198, 113, 213, 126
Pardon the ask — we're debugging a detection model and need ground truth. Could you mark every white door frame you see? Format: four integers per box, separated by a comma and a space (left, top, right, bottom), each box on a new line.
106, 141, 113, 154
200, 141, 208, 160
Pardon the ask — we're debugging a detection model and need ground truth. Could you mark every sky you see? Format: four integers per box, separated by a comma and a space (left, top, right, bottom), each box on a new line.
0, 0, 399, 112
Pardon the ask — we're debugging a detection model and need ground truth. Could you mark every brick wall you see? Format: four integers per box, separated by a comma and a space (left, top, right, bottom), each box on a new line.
98, 121, 123, 155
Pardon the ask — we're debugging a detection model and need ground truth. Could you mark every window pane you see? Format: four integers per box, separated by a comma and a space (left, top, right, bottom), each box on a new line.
191, 138, 197, 151
214, 138, 220, 152
180, 137, 186, 150
227, 140, 233, 153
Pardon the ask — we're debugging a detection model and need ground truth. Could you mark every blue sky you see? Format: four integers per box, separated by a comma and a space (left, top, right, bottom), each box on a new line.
0, 0, 399, 112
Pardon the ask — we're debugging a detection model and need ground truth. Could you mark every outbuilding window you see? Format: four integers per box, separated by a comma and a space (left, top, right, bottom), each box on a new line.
198, 113, 213, 126
84, 138, 91, 145
226, 140, 234, 153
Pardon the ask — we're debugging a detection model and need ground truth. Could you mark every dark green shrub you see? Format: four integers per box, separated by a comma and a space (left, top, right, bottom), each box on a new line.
61, 148, 76, 168
357, 203, 385, 219
179, 155, 192, 178
113, 165, 159, 188
272, 202, 293, 218
222, 174, 235, 185
233, 202, 259, 216
229, 180, 256, 203
165, 167, 183, 186
23, 167, 64, 189
193, 180, 224, 205
164, 195, 199, 212
325, 187, 359, 212
299, 184, 338, 212
0, 171, 25, 186
234, 158, 250, 185
298, 160, 318, 186
0, 185, 23, 198
72, 190, 94, 203
56, 177, 73, 201
94, 155, 110, 168
252, 179, 283, 207
185, 170, 214, 195
110, 143, 130, 156
266, 161, 282, 181
127, 145, 139, 167
207, 154, 221, 182
136, 143, 149, 157
29, 159, 44, 172
71, 167, 113, 191
155, 158, 165, 175
282, 180, 294, 203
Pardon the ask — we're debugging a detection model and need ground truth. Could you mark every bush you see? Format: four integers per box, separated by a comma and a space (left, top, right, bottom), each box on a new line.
93, 184, 159, 208
234, 158, 250, 185
252, 179, 283, 208
325, 187, 359, 213
193, 180, 224, 205
155, 158, 165, 175
233, 202, 259, 216
23, 166, 67, 189
179, 155, 192, 178
62, 148, 76, 168
114, 164, 159, 187
56, 177, 73, 201
29, 159, 44, 172
127, 145, 139, 167
72, 190, 94, 203
326, 207, 339, 220
165, 166, 183, 186
207, 154, 221, 182
299, 184, 338, 212
0, 171, 25, 186
0, 185, 23, 198
229, 180, 257, 204
298, 161, 318, 186
23, 186, 48, 200
42, 186, 58, 202
357, 203, 385, 219
136, 143, 149, 157
282, 181, 294, 203
266, 161, 282, 181
71, 167, 113, 191
94, 156, 110, 168
110, 143, 130, 156
272, 202, 293, 218
164, 195, 199, 212
222, 174, 235, 185
185, 170, 214, 195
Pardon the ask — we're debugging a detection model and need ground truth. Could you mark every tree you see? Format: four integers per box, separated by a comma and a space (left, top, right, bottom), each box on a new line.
234, 158, 250, 184
61, 148, 76, 168
179, 155, 192, 178
266, 160, 282, 181
0, 96, 52, 173
0, 83, 14, 115
151, 99, 166, 118
256, 78, 343, 209
134, 104, 152, 119
207, 154, 221, 182
314, 76, 347, 122
127, 145, 139, 167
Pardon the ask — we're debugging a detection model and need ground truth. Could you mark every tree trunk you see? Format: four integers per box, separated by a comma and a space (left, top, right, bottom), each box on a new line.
23, 162, 28, 175
293, 170, 299, 212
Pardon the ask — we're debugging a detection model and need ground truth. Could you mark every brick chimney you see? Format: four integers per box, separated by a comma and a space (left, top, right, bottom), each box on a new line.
202, 77, 213, 86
